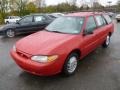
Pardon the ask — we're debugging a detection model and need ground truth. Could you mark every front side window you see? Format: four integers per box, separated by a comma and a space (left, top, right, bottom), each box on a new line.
85, 16, 96, 32
10, 16, 14, 19
46, 16, 84, 34
95, 15, 104, 27
19, 16, 33, 23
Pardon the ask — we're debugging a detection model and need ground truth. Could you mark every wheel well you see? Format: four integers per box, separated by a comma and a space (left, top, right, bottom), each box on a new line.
69, 49, 81, 58
5, 28, 15, 34
61, 49, 81, 72
109, 32, 112, 37
6, 28, 14, 31
6, 21, 9, 23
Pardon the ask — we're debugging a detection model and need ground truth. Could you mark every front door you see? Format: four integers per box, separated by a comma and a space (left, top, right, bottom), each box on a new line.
16, 16, 34, 34
81, 16, 98, 57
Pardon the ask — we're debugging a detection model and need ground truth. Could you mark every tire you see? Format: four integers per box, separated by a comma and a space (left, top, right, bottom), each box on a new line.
102, 35, 110, 48
6, 29, 15, 38
6, 21, 9, 24
62, 53, 79, 76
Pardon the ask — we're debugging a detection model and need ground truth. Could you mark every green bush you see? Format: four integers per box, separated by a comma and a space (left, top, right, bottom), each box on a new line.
0, 14, 4, 24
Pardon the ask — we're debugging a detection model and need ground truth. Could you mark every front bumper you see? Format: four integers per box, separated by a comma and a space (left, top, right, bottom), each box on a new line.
10, 50, 63, 76
116, 18, 120, 20
0, 30, 5, 35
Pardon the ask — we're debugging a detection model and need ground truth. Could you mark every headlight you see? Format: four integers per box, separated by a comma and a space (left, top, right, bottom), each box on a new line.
31, 55, 58, 63
13, 45, 16, 52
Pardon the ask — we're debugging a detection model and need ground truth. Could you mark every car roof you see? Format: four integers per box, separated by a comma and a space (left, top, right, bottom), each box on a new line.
30, 13, 51, 16
66, 12, 103, 17
8, 16, 19, 17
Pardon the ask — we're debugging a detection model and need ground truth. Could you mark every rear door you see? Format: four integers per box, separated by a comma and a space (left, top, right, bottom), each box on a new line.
103, 14, 114, 33
81, 16, 98, 57
94, 15, 109, 45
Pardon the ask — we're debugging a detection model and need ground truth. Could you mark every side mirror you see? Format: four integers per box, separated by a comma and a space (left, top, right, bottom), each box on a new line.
16, 21, 20, 24
84, 29, 94, 35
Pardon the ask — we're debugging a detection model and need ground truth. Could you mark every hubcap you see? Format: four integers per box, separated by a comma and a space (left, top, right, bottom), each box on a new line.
67, 56, 77, 73
106, 36, 110, 45
6, 30, 15, 37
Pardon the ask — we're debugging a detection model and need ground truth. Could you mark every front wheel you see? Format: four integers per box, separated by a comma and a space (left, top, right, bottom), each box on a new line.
102, 35, 110, 48
6, 21, 9, 24
62, 53, 79, 76
6, 29, 15, 38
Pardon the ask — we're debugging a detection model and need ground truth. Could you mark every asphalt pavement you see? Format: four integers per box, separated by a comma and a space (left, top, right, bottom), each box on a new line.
0, 22, 120, 90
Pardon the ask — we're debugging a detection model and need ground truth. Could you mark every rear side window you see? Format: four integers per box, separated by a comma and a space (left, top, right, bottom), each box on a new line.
34, 16, 46, 22
86, 16, 96, 31
103, 14, 112, 24
95, 15, 105, 27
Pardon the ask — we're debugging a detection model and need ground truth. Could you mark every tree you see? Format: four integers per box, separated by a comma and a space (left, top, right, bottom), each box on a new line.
43, 2, 79, 13
26, 2, 37, 13
0, 13, 3, 24
43, 5, 57, 13
34, 0, 46, 12
68, 0, 77, 11
79, 5, 84, 10
0, 0, 9, 23
9, 0, 16, 12
15, 0, 28, 16
117, 0, 120, 12
69, 0, 77, 6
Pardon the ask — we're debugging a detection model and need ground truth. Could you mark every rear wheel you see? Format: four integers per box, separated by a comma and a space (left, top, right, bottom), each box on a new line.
6, 29, 15, 38
102, 35, 110, 48
62, 53, 79, 76
117, 20, 120, 22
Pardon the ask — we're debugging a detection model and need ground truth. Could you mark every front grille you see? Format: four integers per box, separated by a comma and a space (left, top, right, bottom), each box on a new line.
16, 50, 31, 59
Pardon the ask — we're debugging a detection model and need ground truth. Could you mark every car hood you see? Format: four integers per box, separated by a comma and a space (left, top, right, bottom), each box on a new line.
0, 24, 18, 30
16, 31, 77, 55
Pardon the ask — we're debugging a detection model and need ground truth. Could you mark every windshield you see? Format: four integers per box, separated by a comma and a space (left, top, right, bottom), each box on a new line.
46, 16, 84, 34
18, 16, 33, 24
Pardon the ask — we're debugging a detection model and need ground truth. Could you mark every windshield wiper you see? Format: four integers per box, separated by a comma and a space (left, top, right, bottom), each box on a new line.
44, 29, 49, 32
44, 29, 63, 33
51, 31, 63, 33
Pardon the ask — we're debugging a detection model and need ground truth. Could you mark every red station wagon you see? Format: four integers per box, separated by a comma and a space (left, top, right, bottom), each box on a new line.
11, 12, 114, 76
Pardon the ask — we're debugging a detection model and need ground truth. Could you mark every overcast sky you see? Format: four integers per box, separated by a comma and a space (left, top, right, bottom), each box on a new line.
45, 0, 118, 6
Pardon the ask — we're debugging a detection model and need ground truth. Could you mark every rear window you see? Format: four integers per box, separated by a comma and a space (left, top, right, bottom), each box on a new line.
10, 16, 15, 19
103, 14, 112, 24
48, 15, 56, 18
